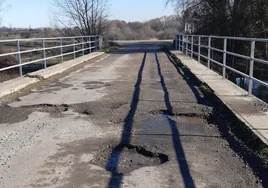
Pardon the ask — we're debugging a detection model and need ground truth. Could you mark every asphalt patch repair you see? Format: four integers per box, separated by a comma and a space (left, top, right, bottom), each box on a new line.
83, 81, 111, 90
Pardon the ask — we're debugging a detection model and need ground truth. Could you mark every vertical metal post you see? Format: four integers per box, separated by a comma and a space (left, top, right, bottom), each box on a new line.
208, 36, 211, 69
89, 36, 92, 53
248, 40, 255, 95
97, 36, 99, 50
42, 39, 47, 69
175, 35, 178, 50
180, 35, 182, 52
223, 38, 227, 78
73, 38, 76, 59
186, 35, 189, 56
60, 38, 63, 62
179, 35, 181, 51
99, 35, 103, 49
178, 35, 180, 51
191, 35, 193, 58
82, 37, 84, 56
182, 35, 185, 53
178, 35, 180, 50
17, 40, 22, 76
92, 36, 94, 51
198, 36, 201, 63
95, 36, 97, 51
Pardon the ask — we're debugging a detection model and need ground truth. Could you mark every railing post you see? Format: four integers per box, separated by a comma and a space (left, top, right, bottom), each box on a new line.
73, 38, 76, 59
99, 35, 103, 49
186, 35, 188, 56
208, 36, 211, 69
42, 39, 47, 69
89, 36, 92, 53
95, 36, 97, 51
82, 37, 84, 56
178, 35, 180, 50
17, 40, 22, 76
248, 40, 255, 95
223, 38, 227, 78
182, 35, 185, 53
60, 38, 63, 62
97, 36, 99, 50
175, 35, 178, 50
180, 35, 183, 51
191, 35, 193, 58
198, 36, 201, 63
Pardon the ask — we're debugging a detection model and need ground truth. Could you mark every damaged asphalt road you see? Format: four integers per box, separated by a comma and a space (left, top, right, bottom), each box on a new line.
0, 42, 264, 188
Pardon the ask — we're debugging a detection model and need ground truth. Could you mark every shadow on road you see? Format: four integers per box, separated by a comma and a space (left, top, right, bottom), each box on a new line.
163, 50, 268, 187
134, 133, 221, 138
155, 52, 196, 188
106, 44, 197, 188
110, 42, 169, 54
105, 53, 147, 188
164, 51, 210, 106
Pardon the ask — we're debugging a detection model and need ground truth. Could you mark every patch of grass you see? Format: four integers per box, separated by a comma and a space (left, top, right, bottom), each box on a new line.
102, 41, 124, 53
25, 74, 44, 81
104, 47, 120, 53
108, 41, 122, 48
261, 148, 268, 163
199, 84, 213, 96
159, 44, 172, 50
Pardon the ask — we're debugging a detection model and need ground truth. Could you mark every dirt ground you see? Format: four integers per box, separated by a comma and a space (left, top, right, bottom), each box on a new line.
0, 42, 264, 188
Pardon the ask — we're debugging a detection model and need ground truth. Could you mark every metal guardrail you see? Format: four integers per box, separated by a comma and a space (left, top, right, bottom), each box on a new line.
175, 34, 268, 95
0, 35, 102, 76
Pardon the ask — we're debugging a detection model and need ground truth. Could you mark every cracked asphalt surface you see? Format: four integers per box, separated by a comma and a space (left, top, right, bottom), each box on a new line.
0, 42, 263, 188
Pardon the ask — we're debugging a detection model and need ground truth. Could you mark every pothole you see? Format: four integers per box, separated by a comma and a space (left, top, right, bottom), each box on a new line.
83, 81, 107, 90
91, 144, 169, 174
147, 110, 205, 125
22, 104, 69, 112
110, 102, 128, 110
0, 104, 69, 124
148, 109, 198, 116
81, 110, 93, 115
110, 120, 124, 124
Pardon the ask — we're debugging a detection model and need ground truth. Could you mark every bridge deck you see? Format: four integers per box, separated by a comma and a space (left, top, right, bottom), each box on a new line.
0, 43, 264, 188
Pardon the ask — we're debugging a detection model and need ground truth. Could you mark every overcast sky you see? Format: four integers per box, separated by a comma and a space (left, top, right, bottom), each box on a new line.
1, 0, 174, 28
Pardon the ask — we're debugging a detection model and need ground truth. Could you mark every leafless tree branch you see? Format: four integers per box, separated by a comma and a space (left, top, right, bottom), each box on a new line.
51, 0, 109, 36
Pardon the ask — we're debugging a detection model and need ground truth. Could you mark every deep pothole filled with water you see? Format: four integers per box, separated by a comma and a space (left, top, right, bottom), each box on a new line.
91, 144, 169, 174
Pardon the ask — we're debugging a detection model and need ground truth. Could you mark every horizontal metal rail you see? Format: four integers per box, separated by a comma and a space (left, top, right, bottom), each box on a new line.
0, 35, 102, 76
0, 36, 97, 43
183, 34, 268, 42
175, 34, 268, 95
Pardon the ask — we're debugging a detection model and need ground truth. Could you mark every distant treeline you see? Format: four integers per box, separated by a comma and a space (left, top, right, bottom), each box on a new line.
106, 15, 183, 40
0, 15, 183, 40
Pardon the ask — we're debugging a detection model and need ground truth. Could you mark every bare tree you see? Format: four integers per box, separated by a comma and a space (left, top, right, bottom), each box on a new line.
0, 0, 10, 26
51, 0, 109, 36
166, 0, 196, 13
166, 0, 198, 33
168, 0, 268, 86
167, 0, 268, 37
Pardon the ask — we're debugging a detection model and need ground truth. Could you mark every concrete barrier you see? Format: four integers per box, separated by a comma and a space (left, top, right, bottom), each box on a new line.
0, 52, 105, 99
171, 51, 268, 146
